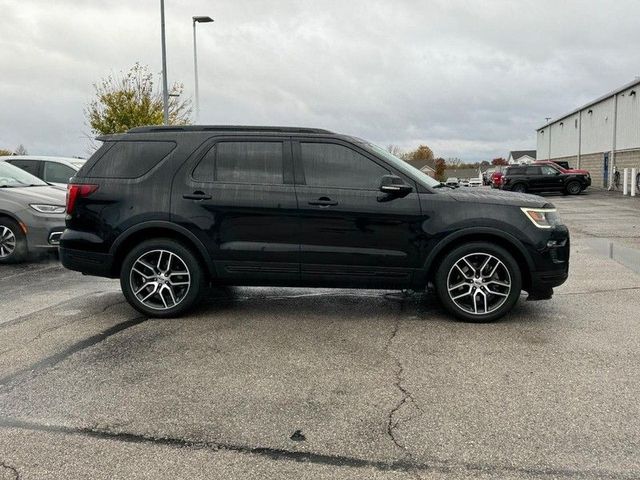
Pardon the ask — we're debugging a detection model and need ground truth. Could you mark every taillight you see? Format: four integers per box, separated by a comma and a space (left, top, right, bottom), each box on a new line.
66, 183, 98, 214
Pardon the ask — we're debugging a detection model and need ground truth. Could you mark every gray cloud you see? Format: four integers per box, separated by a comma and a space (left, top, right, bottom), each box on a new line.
1, 0, 639, 160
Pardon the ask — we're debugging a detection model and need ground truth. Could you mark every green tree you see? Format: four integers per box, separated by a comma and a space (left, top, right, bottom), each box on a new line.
434, 157, 446, 181
86, 63, 192, 136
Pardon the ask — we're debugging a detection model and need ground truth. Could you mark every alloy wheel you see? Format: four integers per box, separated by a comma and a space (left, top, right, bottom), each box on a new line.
0, 225, 16, 258
129, 249, 191, 310
446, 252, 512, 315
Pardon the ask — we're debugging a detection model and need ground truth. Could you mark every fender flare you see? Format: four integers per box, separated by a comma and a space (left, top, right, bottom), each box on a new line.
423, 226, 535, 275
109, 220, 215, 276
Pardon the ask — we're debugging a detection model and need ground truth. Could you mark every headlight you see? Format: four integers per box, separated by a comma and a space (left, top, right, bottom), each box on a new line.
520, 207, 561, 229
29, 204, 66, 214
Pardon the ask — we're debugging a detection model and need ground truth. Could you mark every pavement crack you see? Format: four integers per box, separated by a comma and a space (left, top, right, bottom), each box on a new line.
0, 315, 147, 391
0, 461, 19, 480
384, 297, 424, 479
0, 416, 633, 479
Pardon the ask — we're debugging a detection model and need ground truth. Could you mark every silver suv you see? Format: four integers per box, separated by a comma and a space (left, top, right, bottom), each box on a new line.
0, 162, 66, 263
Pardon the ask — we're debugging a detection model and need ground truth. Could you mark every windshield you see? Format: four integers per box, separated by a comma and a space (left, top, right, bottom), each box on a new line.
363, 142, 442, 188
0, 161, 47, 187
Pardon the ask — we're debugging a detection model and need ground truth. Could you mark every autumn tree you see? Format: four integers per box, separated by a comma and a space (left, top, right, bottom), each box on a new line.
0, 149, 12, 156
409, 145, 434, 164
492, 157, 508, 166
434, 157, 446, 181
86, 63, 192, 136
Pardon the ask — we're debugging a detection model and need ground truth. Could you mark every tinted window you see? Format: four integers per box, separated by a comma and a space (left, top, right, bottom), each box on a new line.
44, 162, 75, 183
193, 142, 284, 184
88, 141, 175, 178
301, 142, 388, 189
507, 167, 525, 175
7, 159, 40, 177
525, 166, 542, 175
541, 166, 558, 175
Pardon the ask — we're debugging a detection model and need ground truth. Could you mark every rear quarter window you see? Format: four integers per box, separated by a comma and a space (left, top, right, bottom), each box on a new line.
86, 141, 176, 179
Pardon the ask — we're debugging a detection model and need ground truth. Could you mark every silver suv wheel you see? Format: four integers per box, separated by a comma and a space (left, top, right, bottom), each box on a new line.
446, 252, 512, 315
0, 225, 16, 258
129, 249, 191, 310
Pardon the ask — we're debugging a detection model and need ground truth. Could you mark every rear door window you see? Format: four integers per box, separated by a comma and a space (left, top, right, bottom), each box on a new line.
525, 166, 542, 175
192, 141, 284, 184
44, 162, 76, 183
87, 141, 176, 178
507, 167, 525, 175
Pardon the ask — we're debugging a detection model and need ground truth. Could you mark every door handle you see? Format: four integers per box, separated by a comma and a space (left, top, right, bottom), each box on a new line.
183, 191, 212, 200
308, 197, 338, 207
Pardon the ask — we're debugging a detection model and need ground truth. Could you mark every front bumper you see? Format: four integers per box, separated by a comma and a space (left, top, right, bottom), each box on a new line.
16, 209, 66, 251
525, 226, 570, 299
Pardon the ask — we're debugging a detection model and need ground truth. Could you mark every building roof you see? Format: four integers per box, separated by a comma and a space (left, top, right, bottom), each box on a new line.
537, 78, 640, 130
508, 150, 536, 160
406, 158, 436, 172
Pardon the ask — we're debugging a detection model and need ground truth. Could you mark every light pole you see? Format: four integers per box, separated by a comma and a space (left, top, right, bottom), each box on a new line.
192, 15, 214, 123
160, 0, 169, 125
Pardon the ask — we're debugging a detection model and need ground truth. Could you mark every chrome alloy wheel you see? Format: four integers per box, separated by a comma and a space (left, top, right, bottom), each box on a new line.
129, 249, 191, 310
446, 252, 511, 315
0, 225, 16, 258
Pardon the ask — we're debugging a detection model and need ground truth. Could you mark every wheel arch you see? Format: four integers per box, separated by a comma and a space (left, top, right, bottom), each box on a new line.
423, 228, 534, 291
109, 221, 215, 278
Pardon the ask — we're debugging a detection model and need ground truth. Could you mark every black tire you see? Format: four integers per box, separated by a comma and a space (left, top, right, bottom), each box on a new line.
120, 238, 206, 318
0, 218, 28, 264
434, 242, 522, 322
511, 183, 527, 193
566, 181, 581, 195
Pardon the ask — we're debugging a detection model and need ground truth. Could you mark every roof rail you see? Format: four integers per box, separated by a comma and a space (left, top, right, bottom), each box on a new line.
127, 125, 333, 134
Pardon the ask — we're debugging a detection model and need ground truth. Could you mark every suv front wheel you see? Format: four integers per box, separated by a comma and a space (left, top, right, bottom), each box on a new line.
435, 242, 522, 322
120, 239, 206, 318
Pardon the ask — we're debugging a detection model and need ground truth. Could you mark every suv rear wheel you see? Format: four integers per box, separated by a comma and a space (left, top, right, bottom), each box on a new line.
0, 218, 27, 264
435, 242, 522, 322
120, 239, 206, 317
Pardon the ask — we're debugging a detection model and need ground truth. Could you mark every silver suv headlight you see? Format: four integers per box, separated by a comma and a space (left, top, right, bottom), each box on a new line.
29, 204, 66, 214
520, 207, 561, 229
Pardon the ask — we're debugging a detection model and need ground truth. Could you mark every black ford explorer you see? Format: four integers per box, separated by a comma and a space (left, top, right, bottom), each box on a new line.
60, 126, 569, 322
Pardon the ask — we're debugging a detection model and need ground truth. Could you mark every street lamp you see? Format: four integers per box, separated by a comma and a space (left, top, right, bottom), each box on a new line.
192, 15, 214, 122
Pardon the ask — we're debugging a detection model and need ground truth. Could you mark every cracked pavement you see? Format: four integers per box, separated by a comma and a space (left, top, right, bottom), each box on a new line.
0, 190, 639, 479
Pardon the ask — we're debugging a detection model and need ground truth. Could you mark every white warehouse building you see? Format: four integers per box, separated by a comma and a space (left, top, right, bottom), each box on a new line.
536, 79, 640, 188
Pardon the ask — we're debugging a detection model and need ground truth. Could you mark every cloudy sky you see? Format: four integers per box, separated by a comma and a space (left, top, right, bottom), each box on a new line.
1, 0, 639, 161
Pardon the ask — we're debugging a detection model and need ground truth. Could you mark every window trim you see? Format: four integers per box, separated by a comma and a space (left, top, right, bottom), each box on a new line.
292, 138, 393, 191
189, 137, 291, 186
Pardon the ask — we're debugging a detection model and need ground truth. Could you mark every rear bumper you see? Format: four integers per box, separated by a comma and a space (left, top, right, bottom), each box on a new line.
59, 247, 115, 277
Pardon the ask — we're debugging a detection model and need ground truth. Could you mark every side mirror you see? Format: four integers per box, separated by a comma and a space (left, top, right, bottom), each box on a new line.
379, 175, 413, 196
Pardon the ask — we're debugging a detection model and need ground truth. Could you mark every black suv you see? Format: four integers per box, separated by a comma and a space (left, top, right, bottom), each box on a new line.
501, 164, 590, 195
60, 126, 569, 322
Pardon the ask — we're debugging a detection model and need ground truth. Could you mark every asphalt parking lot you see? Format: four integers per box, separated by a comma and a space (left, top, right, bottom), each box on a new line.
1, 190, 639, 479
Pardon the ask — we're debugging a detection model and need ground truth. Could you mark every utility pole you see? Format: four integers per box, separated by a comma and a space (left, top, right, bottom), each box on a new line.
160, 0, 169, 125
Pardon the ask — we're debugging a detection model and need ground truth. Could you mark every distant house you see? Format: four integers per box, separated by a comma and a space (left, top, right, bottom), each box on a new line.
508, 150, 537, 165
405, 158, 437, 178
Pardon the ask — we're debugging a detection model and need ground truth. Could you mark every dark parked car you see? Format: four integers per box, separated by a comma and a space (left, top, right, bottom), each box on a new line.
501, 165, 590, 195
60, 126, 570, 322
